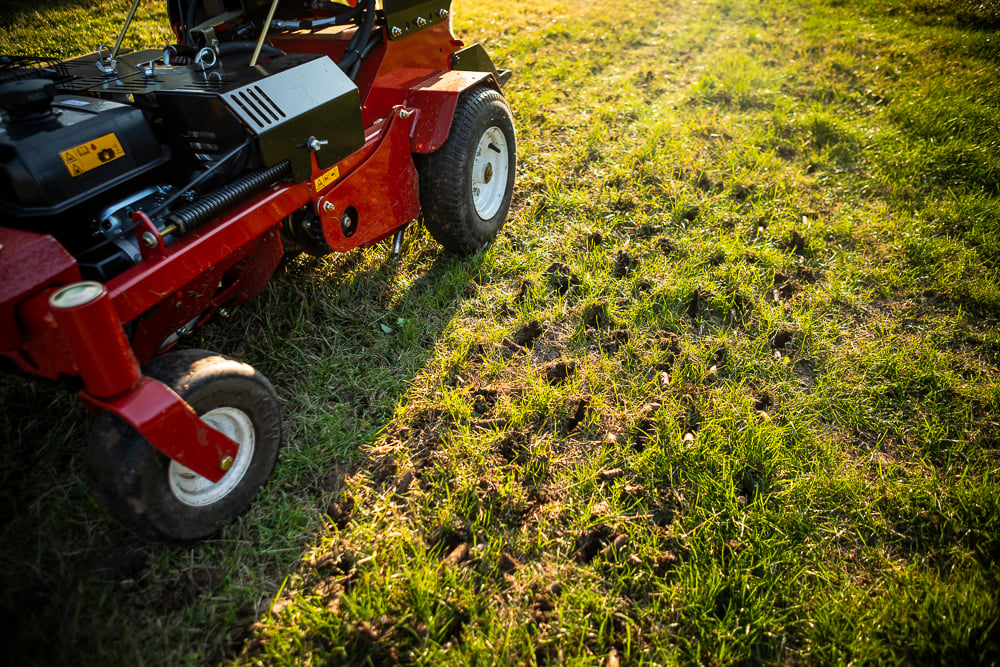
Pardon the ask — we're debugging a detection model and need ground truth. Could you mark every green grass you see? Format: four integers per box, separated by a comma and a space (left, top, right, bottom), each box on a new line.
2, 0, 999, 664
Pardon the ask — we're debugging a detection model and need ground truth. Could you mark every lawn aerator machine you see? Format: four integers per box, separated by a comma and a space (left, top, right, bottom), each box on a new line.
0, 0, 515, 541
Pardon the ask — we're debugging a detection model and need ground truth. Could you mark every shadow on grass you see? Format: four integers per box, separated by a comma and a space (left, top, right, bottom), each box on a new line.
0, 238, 483, 665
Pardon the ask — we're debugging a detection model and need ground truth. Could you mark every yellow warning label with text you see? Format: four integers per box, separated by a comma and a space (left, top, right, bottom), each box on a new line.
61, 133, 125, 177
313, 165, 340, 193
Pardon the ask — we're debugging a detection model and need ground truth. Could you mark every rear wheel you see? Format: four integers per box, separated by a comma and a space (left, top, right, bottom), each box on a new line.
87, 349, 282, 542
417, 86, 516, 255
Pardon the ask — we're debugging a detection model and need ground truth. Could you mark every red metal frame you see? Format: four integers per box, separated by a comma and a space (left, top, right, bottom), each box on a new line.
0, 11, 500, 484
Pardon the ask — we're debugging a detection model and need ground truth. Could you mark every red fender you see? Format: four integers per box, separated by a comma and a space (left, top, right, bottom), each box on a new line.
405, 70, 499, 154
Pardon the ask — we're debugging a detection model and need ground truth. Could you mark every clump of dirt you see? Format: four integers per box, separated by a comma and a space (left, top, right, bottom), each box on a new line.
654, 550, 681, 575
513, 320, 545, 347
771, 272, 801, 302
782, 229, 809, 256
770, 326, 799, 353
614, 251, 639, 278
582, 302, 612, 328
636, 223, 663, 239
514, 279, 532, 303
605, 328, 630, 353
442, 543, 470, 568
731, 182, 756, 202
597, 468, 625, 482
706, 249, 727, 267
544, 360, 577, 385
496, 430, 531, 464
754, 391, 774, 412
394, 470, 415, 497
681, 206, 701, 222
656, 237, 678, 255
797, 266, 823, 283
573, 524, 614, 563
630, 402, 661, 451
587, 230, 604, 247
565, 397, 590, 431
326, 497, 354, 528
498, 552, 519, 574
695, 170, 716, 192
687, 286, 714, 318
533, 580, 563, 613
429, 520, 472, 555
657, 332, 682, 359
471, 387, 500, 415
546, 262, 580, 295
370, 457, 397, 487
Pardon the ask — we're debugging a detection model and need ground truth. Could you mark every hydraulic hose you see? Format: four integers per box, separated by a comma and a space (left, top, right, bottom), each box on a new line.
164, 160, 291, 236
338, 0, 376, 76
218, 41, 285, 59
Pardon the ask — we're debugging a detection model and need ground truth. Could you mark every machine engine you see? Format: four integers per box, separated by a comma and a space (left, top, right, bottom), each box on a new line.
0, 35, 363, 281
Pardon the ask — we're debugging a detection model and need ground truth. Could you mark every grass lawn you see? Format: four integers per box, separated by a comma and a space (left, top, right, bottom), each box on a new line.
1, 0, 999, 664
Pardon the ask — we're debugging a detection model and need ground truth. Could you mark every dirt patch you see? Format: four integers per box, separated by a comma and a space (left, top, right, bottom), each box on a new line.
655, 237, 678, 255
565, 397, 591, 431
782, 229, 809, 256
573, 524, 614, 563
582, 302, 612, 328
771, 272, 802, 302
546, 262, 580, 295
326, 497, 355, 528
513, 320, 545, 347
514, 279, 532, 303
544, 360, 577, 385
604, 328, 630, 354
687, 286, 714, 318
614, 251, 639, 278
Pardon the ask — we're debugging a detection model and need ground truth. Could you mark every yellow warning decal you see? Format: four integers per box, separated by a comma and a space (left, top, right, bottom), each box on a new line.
313, 165, 340, 193
60, 133, 125, 178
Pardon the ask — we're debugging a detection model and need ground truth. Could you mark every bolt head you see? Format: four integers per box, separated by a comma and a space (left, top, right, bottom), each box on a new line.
322, 201, 335, 213
141, 231, 158, 248
219, 456, 234, 472
391, 26, 403, 37
416, 16, 427, 27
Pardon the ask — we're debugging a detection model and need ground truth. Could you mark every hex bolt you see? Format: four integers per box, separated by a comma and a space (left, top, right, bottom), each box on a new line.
322, 201, 335, 213
141, 231, 158, 248
416, 16, 427, 27
398, 108, 413, 119
219, 456, 234, 472
438, 8, 449, 18
391, 26, 403, 38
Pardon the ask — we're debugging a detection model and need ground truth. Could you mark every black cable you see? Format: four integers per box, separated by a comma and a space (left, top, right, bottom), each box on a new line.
145, 138, 255, 220
185, 0, 199, 46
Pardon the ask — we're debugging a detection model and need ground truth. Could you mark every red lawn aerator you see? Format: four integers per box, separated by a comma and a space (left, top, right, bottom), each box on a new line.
0, 0, 515, 541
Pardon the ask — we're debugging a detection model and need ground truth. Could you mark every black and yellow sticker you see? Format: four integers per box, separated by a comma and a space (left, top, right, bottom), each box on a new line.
313, 165, 340, 193
60, 133, 125, 178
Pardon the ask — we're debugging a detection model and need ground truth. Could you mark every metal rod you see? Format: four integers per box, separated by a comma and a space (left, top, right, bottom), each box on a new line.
391, 225, 406, 263
250, 0, 282, 67
111, 0, 143, 58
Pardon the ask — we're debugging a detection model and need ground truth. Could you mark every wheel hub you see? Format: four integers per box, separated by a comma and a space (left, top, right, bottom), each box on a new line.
471, 126, 509, 220
168, 406, 256, 507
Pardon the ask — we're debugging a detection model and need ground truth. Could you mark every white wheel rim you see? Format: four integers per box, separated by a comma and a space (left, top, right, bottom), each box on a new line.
168, 407, 255, 507
471, 126, 509, 220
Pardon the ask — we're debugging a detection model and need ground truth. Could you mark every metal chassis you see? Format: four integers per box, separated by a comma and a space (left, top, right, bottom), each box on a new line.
0, 7, 502, 482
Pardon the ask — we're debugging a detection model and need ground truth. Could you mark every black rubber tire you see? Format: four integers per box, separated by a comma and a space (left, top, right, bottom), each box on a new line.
87, 350, 282, 542
417, 86, 516, 255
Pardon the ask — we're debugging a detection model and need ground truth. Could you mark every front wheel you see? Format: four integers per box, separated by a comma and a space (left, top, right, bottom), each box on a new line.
417, 86, 516, 255
87, 350, 282, 542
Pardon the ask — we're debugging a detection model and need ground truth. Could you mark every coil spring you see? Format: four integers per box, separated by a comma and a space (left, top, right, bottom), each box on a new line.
166, 160, 291, 235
